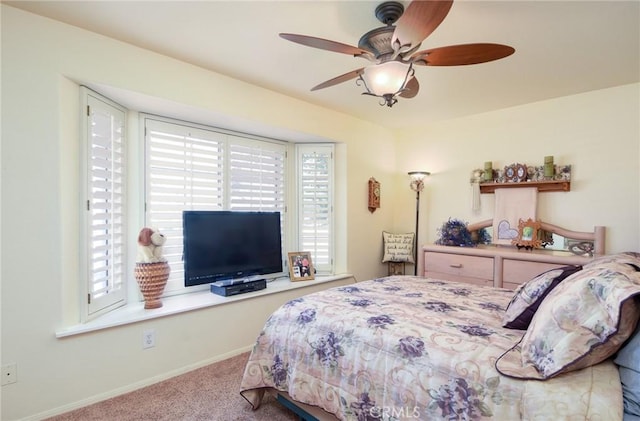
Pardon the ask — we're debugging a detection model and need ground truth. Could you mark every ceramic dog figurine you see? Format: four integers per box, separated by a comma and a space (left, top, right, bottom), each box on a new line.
137, 227, 167, 263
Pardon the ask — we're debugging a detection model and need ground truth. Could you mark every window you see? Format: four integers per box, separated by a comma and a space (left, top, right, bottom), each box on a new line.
81, 87, 127, 320
143, 116, 287, 295
79, 91, 338, 321
297, 144, 334, 274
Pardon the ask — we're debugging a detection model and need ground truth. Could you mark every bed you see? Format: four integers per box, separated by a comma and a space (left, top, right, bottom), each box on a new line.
240, 244, 640, 420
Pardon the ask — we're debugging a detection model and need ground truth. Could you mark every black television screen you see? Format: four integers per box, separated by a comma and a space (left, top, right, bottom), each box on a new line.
183, 210, 283, 287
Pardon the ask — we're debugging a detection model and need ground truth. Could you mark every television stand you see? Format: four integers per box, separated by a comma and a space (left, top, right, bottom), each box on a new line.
210, 278, 267, 297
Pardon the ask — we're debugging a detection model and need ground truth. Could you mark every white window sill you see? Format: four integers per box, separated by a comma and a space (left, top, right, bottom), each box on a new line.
56, 274, 353, 338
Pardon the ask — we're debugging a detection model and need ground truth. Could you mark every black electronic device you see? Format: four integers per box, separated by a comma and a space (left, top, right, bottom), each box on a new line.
210, 279, 267, 297
182, 210, 283, 288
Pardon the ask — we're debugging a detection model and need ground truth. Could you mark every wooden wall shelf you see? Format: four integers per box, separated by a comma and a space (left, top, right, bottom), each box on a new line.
479, 180, 570, 194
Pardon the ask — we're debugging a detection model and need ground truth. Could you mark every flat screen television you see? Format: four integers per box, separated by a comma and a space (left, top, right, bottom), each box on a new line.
183, 210, 283, 287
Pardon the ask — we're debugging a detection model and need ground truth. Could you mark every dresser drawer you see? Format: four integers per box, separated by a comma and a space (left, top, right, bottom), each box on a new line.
502, 259, 566, 290
424, 252, 494, 286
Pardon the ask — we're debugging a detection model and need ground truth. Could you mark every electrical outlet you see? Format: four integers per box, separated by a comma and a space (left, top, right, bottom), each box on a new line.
142, 329, 156, 349
2, 363, 17, 386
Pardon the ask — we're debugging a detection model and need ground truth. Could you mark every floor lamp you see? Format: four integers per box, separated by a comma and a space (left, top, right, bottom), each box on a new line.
408, 171, 430, 276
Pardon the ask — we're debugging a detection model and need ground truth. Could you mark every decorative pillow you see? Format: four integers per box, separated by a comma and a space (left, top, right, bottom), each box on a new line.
382, 232, 415, 263
583, 252, 640, 271
496, 263, 640, 380
615, 321, 640, 417
502, 265, 582, 330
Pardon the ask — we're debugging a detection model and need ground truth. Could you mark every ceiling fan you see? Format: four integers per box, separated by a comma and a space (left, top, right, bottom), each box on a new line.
280, 0, 515, 107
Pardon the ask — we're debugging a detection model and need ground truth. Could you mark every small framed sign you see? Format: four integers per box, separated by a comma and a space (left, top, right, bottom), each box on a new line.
288, 252, 314, 281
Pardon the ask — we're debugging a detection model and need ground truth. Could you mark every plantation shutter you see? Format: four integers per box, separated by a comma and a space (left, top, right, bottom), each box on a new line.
228, 138, 286, 212
297, 144, 334, 273
144, 118, 287, 294
144, 117, 225, 294
83, 89, 127, 319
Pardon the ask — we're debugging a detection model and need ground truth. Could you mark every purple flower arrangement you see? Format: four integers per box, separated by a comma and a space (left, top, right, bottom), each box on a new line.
435, 218, 491, 247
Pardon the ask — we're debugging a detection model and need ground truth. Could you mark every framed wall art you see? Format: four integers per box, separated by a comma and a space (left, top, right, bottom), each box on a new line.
288, 252, 314, 281
368, 177, 380, 213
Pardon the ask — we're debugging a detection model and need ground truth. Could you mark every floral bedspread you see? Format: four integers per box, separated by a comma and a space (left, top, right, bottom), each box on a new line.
240, 276, 622, 420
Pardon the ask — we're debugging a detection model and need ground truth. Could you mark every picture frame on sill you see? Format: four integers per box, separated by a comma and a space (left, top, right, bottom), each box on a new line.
288, 252, 314, 281
512, 218, 542, 250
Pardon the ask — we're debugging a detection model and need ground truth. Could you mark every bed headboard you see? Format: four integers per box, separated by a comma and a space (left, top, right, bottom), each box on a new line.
466, 219, 606, 256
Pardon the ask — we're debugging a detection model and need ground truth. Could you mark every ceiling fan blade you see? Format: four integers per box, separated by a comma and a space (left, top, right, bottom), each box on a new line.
280, 33, 372, 58
399, 77, 420, 98
392, 0, 453, 53
411, 43, 515, 66
311, 68, 365, 91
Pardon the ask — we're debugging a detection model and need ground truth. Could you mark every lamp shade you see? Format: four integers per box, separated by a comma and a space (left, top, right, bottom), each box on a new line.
362, 61, 412, 96
408, 171, 430, 181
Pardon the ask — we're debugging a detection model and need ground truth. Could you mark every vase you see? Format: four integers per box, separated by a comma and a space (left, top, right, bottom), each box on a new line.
134, 262, 170, 309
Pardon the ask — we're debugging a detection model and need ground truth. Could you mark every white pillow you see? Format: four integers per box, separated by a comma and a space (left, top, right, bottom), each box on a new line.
382, 232, 415, 263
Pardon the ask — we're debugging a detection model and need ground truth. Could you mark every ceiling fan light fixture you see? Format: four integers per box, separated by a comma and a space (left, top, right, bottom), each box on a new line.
280, 0, 514, 109
358, 61, 414, 107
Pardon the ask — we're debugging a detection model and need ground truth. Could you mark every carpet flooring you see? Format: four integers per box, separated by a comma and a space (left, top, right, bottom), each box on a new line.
45, 352, 298, 421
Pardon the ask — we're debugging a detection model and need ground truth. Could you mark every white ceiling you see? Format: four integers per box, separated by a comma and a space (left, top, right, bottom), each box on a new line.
6, 0, 640, 129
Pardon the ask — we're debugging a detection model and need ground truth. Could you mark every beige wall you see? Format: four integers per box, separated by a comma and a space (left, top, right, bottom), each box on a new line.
1, 6, 396, 420
2, 5, 639, 420
393, 84, 640, 274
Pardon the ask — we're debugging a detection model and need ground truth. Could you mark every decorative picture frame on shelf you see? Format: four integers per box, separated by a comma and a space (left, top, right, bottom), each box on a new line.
504, 163, 528, 183
512, 218, 542, 250
555, 165, 572, 181
288, 252, 314, 281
